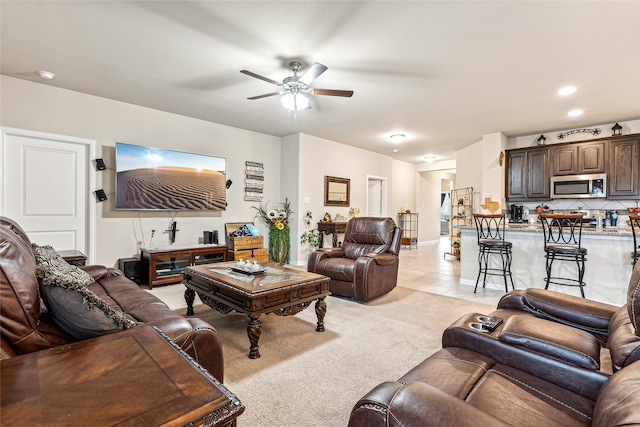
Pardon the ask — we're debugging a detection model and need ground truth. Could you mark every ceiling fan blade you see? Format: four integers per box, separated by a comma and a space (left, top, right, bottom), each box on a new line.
240, 70, 281, 86
311, 88, 354, 97
298, 62, 328, 85
247, 92, 280, 100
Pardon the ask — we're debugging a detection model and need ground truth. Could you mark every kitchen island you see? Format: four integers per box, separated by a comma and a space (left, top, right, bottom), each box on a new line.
459, 224, 634, 306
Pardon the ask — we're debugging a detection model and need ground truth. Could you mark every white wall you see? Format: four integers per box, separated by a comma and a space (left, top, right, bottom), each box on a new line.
481, 132, 508, 211
391, 159, 417, 215
1, 76, 281, 266
292, 133, 412, 264
455, 140, 483, 213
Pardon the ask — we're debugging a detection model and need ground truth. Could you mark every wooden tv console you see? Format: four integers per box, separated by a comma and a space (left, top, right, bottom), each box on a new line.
140, 245, 228, 288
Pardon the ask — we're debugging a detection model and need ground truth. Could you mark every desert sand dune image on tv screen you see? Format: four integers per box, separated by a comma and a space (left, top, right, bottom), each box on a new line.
116, 167, 226, 210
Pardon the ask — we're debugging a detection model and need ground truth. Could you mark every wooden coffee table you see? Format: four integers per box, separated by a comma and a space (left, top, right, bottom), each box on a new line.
0, 325, 244, 426
184, 262, 331, 359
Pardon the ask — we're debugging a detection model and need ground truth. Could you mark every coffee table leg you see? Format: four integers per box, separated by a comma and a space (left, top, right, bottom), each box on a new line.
315, 297, 327, 332
185, 288, 195, 316
247, 314, 262, 359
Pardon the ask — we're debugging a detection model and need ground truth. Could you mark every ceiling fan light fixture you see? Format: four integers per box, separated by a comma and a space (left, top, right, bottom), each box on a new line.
281, 92, 310, 111
390, 134, 405, 143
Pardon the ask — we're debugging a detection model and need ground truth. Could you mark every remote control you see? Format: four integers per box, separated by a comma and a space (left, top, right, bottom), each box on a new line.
482, 316, 503, 331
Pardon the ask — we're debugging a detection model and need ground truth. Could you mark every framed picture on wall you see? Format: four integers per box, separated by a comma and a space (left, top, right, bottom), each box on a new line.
324, 176, 350, 206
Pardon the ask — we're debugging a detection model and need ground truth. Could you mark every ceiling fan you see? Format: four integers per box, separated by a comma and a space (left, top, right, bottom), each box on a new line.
240, 61, 354, 111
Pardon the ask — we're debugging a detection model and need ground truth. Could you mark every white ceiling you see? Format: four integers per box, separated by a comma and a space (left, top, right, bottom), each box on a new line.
1, 1, 639, 163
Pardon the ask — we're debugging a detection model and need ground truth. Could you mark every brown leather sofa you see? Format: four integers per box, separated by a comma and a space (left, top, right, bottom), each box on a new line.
0, 216, 225, 382
349, 263, 640, 426
307, 217, 401, 301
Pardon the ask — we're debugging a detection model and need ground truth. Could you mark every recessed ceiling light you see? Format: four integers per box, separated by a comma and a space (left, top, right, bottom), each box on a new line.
424, 155, 437, 162
568, 109, 583, 117
38, 70, 55, 80
392, 148, 399, 153
390, 134, 405, 143
558, 86, 576, 96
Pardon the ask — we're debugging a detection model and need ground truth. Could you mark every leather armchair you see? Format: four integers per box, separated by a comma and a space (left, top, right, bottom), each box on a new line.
307, 217, 401, 302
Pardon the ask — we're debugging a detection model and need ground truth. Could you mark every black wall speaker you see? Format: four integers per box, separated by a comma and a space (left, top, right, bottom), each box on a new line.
94, 158, 106, 170
94, 189, 107, 201
203, 230, 219, 245
118, 258, 141, 284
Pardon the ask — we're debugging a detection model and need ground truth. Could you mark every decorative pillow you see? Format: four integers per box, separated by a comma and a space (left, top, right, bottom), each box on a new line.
33, 244, 138, 340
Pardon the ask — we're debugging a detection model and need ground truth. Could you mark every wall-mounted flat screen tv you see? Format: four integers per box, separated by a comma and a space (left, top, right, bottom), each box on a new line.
115, 142, 226, 211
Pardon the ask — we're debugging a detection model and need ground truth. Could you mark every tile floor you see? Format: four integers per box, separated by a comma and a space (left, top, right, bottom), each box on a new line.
147, 236, 505, 310
396, 236, 504, 306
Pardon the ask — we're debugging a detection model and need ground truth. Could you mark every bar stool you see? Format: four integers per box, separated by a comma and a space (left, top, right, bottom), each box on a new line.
630, 215, 640, 268
540, 213, 587, 298
473, 213, 514, 293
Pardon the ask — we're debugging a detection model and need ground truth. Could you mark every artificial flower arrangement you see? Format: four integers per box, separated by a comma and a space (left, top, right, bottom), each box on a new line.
253, 198, 293, 265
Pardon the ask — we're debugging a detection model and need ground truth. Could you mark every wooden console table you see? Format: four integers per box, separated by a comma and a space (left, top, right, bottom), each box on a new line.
0, 325, 244, 426
317, 221, 347, 248
140, 245, 228, 288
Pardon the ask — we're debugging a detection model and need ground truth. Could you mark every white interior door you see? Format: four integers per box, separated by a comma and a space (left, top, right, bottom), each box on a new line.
1, 127, 94, 258
366, 176, 387, 217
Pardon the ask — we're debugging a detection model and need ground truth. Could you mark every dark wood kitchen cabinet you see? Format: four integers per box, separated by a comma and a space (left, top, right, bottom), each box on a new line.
506, 147, 550, 201
608, 138, 639, 199
551, 142, 605, 176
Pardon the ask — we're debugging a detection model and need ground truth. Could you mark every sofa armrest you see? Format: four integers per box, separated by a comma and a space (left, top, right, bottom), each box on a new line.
80, 265, 124, 281
519, 288, 617, 336
307, 247, 345, 273
349, 381, 510, 427
183, 318, 225, 383
361, 252, 397, 266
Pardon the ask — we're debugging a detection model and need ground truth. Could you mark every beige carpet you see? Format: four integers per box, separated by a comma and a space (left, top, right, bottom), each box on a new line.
177, 286, 494, 427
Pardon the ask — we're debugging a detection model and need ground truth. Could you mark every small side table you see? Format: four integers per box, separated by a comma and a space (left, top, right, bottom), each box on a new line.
56, 249, 87, 266
317, 221, 347, 248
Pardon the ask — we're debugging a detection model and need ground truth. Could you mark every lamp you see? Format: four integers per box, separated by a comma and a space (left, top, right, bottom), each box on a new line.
612, 123, 623, 136
536, 134, 546, 146
281, 92, 310, 111
390, 134, 405, 143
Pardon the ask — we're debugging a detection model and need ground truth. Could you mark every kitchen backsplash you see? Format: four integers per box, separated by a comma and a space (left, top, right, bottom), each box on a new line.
508, 199, 639, 223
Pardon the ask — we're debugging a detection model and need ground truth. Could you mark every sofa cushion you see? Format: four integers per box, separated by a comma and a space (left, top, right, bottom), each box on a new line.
33, 245, 138, 340
607, 307, 640, 371
1, 226, 69, 354
592, 360, 640, 426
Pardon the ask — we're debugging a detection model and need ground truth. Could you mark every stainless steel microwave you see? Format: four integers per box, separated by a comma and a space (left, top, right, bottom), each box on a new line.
551, 173, 607, 199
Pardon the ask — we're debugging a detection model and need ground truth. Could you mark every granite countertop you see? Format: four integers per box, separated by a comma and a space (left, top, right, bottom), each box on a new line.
458, 223, 634, 236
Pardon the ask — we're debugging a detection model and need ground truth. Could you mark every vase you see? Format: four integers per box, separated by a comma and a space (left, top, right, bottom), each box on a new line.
269, 225, 290, 265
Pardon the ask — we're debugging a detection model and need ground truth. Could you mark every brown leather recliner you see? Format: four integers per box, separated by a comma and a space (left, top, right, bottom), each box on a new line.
307, 217, 401, 302
0, 216, 225, 382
